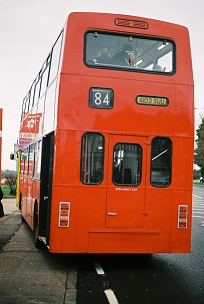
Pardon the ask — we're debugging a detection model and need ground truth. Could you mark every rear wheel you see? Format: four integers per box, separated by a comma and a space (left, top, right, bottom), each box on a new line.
33, 205, 43, 249
19, 195, 26, 222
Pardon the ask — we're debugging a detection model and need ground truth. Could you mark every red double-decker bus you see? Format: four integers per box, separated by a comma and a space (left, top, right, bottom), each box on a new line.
17, 12, 194, 253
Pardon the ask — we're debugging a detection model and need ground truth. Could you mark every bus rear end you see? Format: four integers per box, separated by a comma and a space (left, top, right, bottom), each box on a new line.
46, 13, 194, 254
18, 13, 193, 254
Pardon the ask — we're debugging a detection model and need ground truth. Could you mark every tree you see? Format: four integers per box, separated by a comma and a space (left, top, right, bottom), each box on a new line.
194, 116, 204, 171
201, 165, 204, 178
1, 170, 17, 195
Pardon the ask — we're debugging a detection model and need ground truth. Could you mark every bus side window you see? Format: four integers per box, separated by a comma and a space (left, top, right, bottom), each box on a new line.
33, 140, 42, 179
21, 95, 29, 121
80, 133, 104, 184
150, 137, 172, 187
20, 148, 26, 175
29, 82, 36, 109
23, 147, 29, 177
48, 30, 63, 85
40, 56, 51, 98
33, 74, 41, 107
28, 144, 35, 178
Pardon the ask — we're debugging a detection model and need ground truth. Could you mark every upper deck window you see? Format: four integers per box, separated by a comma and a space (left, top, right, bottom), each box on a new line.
85, 31, 174, 74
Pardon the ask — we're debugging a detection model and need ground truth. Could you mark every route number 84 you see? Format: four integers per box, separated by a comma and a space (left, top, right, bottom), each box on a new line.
89, 88, 114, 109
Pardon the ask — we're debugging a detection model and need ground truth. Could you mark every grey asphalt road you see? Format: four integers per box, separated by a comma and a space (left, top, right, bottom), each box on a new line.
0, 197, 76, 304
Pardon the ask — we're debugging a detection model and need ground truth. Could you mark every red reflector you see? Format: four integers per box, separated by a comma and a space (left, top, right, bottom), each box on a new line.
132, 21, 148, 29
115, 19, 131, 26
179, 222, 187, 228
60, 219, 68, 227
180, 206, 187, 213
115, 18, 148, 29
61, 203, 69, 210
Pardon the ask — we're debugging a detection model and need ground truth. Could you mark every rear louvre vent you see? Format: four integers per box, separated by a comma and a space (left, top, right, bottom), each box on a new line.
115, 18, 148, 29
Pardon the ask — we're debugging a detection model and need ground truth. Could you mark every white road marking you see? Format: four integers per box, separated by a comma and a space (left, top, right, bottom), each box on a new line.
193, 194, 204, 221
94, 262, 119, 303
94, 262, 105, 275
193, 194, 203, 199
104, 289, 119, 304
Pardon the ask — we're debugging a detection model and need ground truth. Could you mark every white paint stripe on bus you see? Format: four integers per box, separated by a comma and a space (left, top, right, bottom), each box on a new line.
94, 261, 105, 275
104, 289, 119, 304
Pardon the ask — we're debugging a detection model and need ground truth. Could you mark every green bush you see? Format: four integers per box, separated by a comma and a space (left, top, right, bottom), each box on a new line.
1, 183, 17, 196
1, 185, 11, 196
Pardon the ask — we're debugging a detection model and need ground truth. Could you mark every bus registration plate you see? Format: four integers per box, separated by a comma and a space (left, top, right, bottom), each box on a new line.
136, 95, 169, 106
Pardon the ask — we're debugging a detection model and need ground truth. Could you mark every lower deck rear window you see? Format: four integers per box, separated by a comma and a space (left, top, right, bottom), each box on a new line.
80, 133, 104, 184
150, 137, 172, 187
112, 143, 142, 185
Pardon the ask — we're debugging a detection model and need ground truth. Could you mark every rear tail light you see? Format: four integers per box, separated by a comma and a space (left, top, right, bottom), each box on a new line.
59, 202, 70, 227
178, 205, 188, 228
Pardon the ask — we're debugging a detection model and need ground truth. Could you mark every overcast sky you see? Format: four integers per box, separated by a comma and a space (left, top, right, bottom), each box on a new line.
0, 0, 203, 170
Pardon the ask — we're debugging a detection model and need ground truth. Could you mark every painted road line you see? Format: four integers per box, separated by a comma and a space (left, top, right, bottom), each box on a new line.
94, 262, 119, 304
104, 289, 119, 304
94, 261, 105, 275
193, 194, 203, 200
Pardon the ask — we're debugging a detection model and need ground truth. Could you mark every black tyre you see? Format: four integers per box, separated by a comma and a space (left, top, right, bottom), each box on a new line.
33, 205, 43, 249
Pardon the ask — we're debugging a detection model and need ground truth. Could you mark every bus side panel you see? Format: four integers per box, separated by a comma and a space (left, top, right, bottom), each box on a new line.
144, 188, 172, 253
170, 190, 192, 253
173, 137, 194, 189
75, 186, 107, 252
175, 84, 194, 138
58, 74, 176, 137
88, 232, 160, 254
49, 186, 76, 253
32, 179, 40, 230
26, 177, 34, 229
52, 130, 78, 185
57, 74, 81, 131
49, 186, 107, 253
20, 176, 28, 224
48, 130, 78, 252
